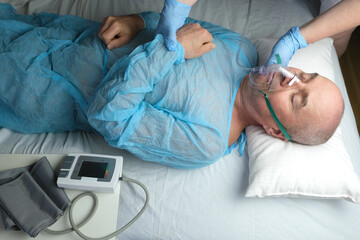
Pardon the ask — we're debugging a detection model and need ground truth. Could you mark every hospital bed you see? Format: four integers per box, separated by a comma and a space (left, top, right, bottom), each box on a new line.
1, 0, 360, 239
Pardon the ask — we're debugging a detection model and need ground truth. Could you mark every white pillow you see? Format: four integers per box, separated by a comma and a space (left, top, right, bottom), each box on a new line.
245, 38, 360, 203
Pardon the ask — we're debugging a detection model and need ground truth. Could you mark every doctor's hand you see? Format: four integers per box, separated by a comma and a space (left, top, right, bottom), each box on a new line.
156, 0, 192, 51
177, 23, 216, 59
265, 26, 308, 66
98, 14, 145, 49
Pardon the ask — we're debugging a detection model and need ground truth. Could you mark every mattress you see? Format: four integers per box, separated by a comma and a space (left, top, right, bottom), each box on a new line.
0, 0, 360, 239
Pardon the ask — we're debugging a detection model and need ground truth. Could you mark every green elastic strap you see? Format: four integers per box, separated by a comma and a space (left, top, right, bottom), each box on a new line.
275, 53, 281, 65
258, 90, 292, 141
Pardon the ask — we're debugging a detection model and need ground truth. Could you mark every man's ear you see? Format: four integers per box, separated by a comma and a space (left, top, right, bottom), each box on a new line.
262, 125, 288, 141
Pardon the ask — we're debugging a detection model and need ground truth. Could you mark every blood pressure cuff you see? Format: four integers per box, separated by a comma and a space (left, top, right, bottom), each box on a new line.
0, 157, 71, 237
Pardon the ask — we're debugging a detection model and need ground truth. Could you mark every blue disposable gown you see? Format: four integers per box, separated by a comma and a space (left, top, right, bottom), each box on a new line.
0, 4, 257, 169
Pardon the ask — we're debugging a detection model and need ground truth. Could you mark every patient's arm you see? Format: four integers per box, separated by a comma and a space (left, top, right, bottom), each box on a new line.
98, 14, 145, 49
98, 11, 215, 58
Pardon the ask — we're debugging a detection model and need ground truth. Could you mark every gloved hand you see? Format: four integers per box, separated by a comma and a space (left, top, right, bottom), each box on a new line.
265, 26, 308, 66
156, 0, 191, 51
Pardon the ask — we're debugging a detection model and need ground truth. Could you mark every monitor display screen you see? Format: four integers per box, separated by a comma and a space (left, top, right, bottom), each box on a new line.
78, 161, 108, 178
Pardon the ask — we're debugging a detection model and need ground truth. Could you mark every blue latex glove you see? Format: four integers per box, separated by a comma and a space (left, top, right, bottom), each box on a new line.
156, 0, 191, 51
265, 26, 308, 66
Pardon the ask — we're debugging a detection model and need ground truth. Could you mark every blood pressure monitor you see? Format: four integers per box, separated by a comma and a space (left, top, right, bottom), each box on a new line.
57, 153, 123, 193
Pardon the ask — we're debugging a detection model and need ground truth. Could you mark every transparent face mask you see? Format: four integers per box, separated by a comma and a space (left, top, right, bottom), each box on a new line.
248, 64, 302, 94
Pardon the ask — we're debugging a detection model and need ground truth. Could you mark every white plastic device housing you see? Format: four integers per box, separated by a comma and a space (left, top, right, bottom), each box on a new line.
57, 153, 123, 193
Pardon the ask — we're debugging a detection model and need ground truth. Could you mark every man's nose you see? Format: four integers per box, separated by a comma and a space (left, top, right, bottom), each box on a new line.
280, 74, 302, 88
280, 76, 293, 87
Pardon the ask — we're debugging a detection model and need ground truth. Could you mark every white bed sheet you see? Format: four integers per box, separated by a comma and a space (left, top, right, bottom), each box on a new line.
0, 0, 360, 239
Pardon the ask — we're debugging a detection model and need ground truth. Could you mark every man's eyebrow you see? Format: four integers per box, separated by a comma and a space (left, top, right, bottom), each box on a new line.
302, 73, 318, 107
309, 73, 319, 82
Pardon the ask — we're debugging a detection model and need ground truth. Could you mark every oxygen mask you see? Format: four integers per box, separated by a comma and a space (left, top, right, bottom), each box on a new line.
248, 64, 302, 94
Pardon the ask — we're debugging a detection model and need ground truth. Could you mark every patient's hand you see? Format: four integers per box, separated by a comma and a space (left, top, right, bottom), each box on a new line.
177, 23, 216, 59
98, 14, 145, 49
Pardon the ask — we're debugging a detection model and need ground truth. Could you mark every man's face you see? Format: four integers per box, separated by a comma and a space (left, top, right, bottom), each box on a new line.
242, 67, 343, 140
